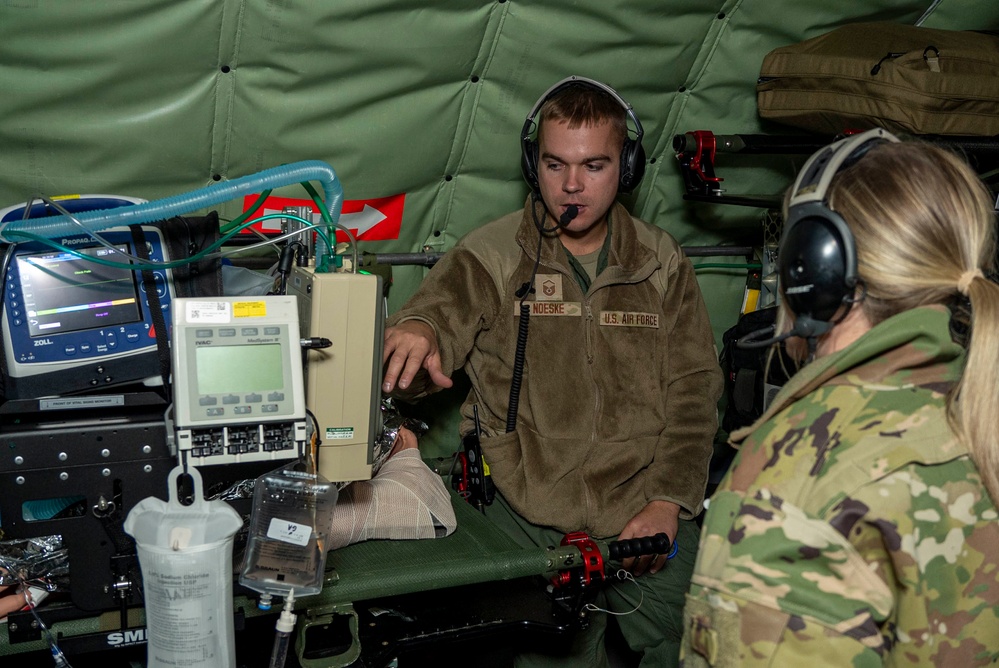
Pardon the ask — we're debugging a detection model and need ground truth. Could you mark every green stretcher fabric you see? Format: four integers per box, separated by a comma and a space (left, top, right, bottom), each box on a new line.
301, 490, 556, 606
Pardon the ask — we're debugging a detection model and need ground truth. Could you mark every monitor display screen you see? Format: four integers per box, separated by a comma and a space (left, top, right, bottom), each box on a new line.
17, 245, 142, 338
195, 343, 284, 395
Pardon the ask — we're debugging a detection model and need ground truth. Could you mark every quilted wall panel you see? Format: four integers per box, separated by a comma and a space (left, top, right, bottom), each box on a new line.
1, 0, 996, 448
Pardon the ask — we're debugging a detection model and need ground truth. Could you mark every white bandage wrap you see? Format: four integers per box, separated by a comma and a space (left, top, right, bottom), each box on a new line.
328, 450, 457, 549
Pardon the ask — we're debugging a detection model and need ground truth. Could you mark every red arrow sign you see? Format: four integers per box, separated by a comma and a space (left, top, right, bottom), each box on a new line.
240, 193, 405, 241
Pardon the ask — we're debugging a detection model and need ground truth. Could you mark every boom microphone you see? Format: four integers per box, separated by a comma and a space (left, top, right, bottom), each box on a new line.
736, 325, 784, 350
558, 205, 579, 228
737, 315, 831, 364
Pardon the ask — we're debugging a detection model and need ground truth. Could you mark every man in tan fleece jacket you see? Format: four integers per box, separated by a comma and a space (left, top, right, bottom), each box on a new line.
382, 77, 722, 667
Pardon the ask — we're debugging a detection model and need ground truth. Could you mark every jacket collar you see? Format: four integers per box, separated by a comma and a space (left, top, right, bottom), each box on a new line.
730, 305, 964, 446
514, 196, 659, 282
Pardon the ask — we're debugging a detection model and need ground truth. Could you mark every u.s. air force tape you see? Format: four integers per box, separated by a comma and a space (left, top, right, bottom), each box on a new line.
600, 311, 660, 328
511, 304, 660, 327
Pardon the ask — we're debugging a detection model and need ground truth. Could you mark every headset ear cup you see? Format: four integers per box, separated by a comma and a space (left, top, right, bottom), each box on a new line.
521, 138, 540, 192
619, 139, 646, 194
779, 217, 853, 323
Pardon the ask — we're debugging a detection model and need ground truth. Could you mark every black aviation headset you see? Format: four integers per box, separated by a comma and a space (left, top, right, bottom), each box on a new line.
740, 127, 900, 354
520, 75, 646, 194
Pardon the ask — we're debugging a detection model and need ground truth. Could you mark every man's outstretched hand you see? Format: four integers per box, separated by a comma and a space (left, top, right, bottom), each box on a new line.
382, 320, 453, 393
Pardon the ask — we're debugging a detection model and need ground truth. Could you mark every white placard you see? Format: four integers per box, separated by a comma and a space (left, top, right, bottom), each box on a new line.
185, 301, 231, 323
266, 517, 312, 547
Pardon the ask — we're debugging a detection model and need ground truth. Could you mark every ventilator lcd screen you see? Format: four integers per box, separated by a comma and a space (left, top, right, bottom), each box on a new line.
195, 344, 284, 395
16, 245, 142, 338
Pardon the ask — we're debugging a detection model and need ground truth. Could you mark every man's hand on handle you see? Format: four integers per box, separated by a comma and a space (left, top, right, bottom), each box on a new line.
618, 500, 681, 577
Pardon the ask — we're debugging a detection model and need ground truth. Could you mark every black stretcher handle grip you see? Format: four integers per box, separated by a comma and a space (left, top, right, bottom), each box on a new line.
607, 533, 671, 561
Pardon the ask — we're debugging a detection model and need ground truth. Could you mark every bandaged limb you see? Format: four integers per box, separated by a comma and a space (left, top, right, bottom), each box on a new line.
328, 447, 457, 550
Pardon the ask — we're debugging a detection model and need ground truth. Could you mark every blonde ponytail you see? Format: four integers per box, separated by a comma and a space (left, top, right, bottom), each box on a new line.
826, 141, 999, 505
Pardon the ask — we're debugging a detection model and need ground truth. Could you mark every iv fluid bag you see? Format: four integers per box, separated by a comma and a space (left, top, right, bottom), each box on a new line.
240, 463, 338, 598
124, 466, 242, 668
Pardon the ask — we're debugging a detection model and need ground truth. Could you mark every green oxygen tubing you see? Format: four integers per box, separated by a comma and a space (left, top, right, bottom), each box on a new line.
0, 160, 344, 268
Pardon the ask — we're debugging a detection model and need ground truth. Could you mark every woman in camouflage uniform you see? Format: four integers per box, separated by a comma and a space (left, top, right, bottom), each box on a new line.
681, 133, 999, 666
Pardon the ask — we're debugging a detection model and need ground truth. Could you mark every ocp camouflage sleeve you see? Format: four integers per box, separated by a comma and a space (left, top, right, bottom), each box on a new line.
681, 307, 999, 666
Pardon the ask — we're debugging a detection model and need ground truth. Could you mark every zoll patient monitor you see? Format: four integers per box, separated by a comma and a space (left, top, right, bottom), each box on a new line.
1, 226, 173, 399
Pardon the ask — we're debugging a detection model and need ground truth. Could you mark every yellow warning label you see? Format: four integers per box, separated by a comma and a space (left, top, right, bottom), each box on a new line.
233, 301, 267, 318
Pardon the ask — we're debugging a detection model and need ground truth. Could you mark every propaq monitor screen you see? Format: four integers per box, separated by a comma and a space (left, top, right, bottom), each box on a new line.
16, 245, 142, 339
